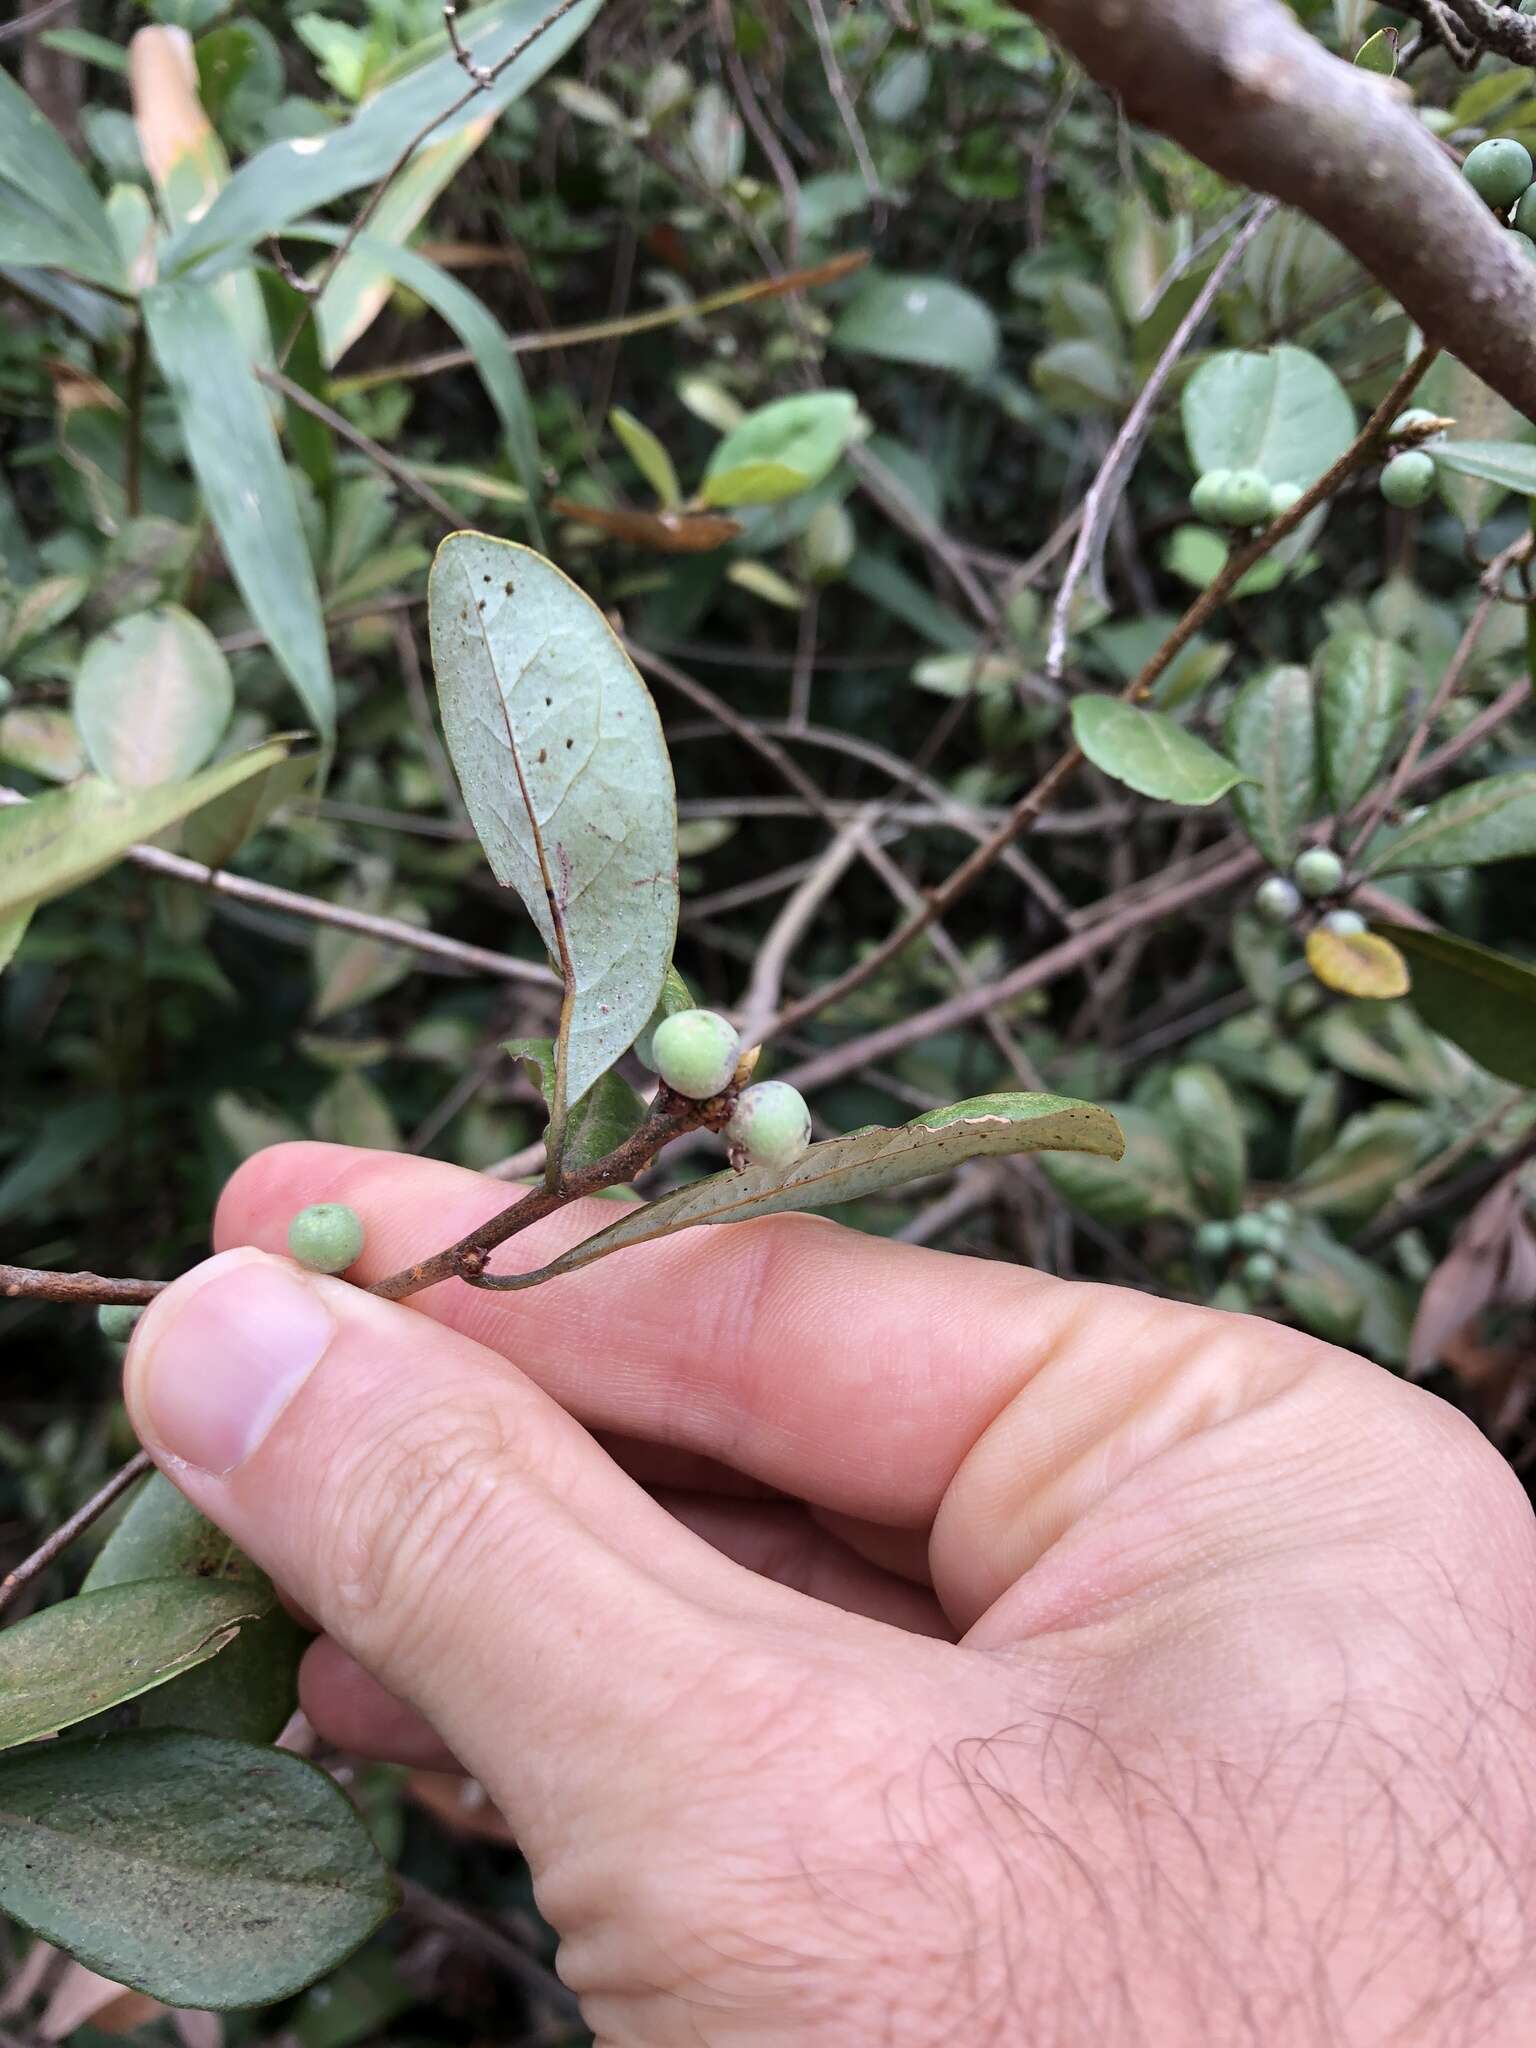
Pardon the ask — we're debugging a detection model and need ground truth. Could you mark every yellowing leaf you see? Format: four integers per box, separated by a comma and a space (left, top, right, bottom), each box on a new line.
1306, 927, 1411, 1000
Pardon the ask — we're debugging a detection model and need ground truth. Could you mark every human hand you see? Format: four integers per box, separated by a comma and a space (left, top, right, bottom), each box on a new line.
123, 1144, 1536, 2047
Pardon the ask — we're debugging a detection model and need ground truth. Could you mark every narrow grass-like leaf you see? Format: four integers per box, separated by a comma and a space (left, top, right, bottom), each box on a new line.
0, 70, 124, 291
430, 533, 677, 1110
0, 1730, 396, 2008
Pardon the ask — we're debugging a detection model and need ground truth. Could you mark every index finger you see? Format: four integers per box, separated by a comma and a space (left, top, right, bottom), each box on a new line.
215, 1142, 1084, 1527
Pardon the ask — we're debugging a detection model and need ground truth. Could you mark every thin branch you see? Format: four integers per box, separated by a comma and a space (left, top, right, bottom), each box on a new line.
0, 1453, 151, 1618
735, 809, 874, 1048
0, 0, 75, 42
805, 0, 883, 212
1, 1267, 165, 1306
253, 366, 460, 528
1043, 197, 1276, 683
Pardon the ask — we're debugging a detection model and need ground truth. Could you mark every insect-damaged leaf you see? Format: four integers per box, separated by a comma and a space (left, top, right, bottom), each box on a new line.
479, 1094, 1124, 1287
430, 533, 677, 1109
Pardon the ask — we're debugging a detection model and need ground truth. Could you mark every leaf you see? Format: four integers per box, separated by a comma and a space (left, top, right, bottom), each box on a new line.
1292, 1103, 1430, 1223
72, 606, 233, 788
84, 1473, 305, 1745
143, 283, 334, 741
610, 406, 682, 509
1169, 1062, 1246, 1219
0, 738, 293, 922
311, 871, 427, 1020
1071, 697, 1248, 804
182, 748, 314, 868
1038, 1102, 1195, 1225
1362, 771, 1536, 874
699, 392, 861, 509
0, 1730, 396, 2008
287, 225, 541, 528
1376, 922, 1536, 1087
429, 533, 678, 1110
0, 709, 85, 784
0, 70, 125, 291
1225, 663, 1320, 866
0, 910, 28, 975
165, 0, 601, 277
1030, 337, 1129, 415
501, 1095, 1125, 1287
1, 573, 88, 661
1417, 353, 1534, 526
1182, 345, 1355, 486
505, 1037, 649, 1172
0, 1099, 121, 1226
1305, 926, 1411, 999
833, 272, 1000, 378
1429, 439, 1536, 497
0, 1580, 269, 1752
1277, 1221, 1411, 1364
1315, 630, 1414, 810
1354, 26, 1398, 73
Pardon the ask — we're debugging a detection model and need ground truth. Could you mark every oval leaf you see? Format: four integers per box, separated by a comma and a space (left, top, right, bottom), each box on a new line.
0, 1730, 395, 2008
429, 533, 677, 1108
0, 1579, 269, 1751
1376, 921, 1536, 1087
1363, 771, 1536, 875
833, 272, 999, 378
1293, 1103, 1430, 1223
1169, 1061, 1246, 1218
1071, 696, 1248, 804
1315, 630, 1413, 811
1183, 345, 1355, 486
1225, 663, 1320, 866
73, 605, 233, 788
489, 1094, 1123, 1286
610, 406, 681, 509
700, 391, 860, 509
1429, 439, 1536, 497
1305, 926, 1411, 999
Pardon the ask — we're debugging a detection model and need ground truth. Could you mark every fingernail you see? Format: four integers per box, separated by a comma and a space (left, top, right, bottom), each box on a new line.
128, 1251, 336, 1475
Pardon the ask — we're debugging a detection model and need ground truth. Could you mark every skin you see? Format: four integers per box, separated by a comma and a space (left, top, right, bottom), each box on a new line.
124, 1143, 1536, 2047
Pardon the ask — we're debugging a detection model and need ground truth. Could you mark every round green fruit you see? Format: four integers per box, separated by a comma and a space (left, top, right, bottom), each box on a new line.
97, 1303, 143, 1344
1322, 908, 1367, 936
651, 1008, 741, 1099
1255, 875, 1302, 926
1293, 846, 1345, 899
1232, 1214, 1272, 1252
287, 1202, 366, 1274
1462, 138, 1534, 210
1220, 470, 1275, 527
1506, 225, 1536, 260
724, 1081, 813, 1174
1517, 185, 1536, 239
1194, 1220, 1233, 1259
1380, 451, 1436, 510
1267, 481, 1304, 518
1190, 470, 1237, 522
1262, 1199, 1294, 1230
1242, 1251, 1278, 1291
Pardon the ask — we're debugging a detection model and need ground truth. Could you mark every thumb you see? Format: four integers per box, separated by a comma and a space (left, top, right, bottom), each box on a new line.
122, 1247, 744, 1851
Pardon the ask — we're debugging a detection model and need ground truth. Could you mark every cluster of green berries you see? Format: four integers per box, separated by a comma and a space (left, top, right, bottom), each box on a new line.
1254, 846, 1352, 927
1195, 1201, 1294, 1294
1190, 470, 1301, 531
648, 1007, 813, 1175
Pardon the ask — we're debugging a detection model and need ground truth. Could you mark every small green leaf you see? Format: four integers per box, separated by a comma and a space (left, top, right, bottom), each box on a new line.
0, 1730, 396, 2007
1183, 346, 1355, 487
1225, 663, 1320, 866
1376, 921, 1536, 1087
1363, 771, 1536, 874
833, 272, 1000, 378
0, 1579, 270, 1751
429, 533, 678, 1110
1, 573, 88, 661
1430, 439, 1536, 497
0, 738, 295, 922
1315, 631, 1413, 810
1354, 26, 1398, 73
73, 605, 233, 788
610, 406, 682, 509
1071, 696, 1248, 804
1169, 1062, 1246, 1218
489, 1094, 1123, 1285
506, 1036, 649, 1172
699, 392, 860, 509
1293, 1103, 1430, 1223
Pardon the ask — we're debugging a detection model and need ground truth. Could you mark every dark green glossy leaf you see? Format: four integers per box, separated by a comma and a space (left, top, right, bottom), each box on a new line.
1375, 921, 1536, 1086
1225, 663, 1320, 866
429, 532, 678, 1109
1362, 771, 1536, 874
0, 1579, 269, 1751
1315, 631, 1413, 810
0, 1730, 396, 2007
1071, 697, 1248, 804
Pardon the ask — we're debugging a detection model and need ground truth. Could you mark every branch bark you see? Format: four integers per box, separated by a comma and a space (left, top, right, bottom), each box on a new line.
1013, 0, 1536, 421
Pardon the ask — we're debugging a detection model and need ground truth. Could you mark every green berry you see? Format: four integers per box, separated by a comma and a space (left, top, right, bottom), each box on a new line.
1194, 1220, 1233, 1259
1220, 470, 1275, 528
1242, 1251, 1278, 1291
97, 1303, 143, 1344
1504, 225, 1536, 260
1255, 875, 1301, 926
1380, 450, 1436, 510
1322, 908, 1367, 936
1517, 185, 1536, 238
1267, 481, 1304, 518
287, 1202, 365, 1274
1390, 408, 1440, 442
1462, 138, 1534, 210
651, 1008, 741, 1099
1293, 847, 1345, 899
1262, 1199, 1294, 1229
724, 1081, 813, 1173
1190, 469, 1237, 522
1232, 1214, 1271, 1252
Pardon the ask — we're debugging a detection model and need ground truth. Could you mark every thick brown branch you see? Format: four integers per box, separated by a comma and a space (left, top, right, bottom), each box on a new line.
1013, 0, 1536, 421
